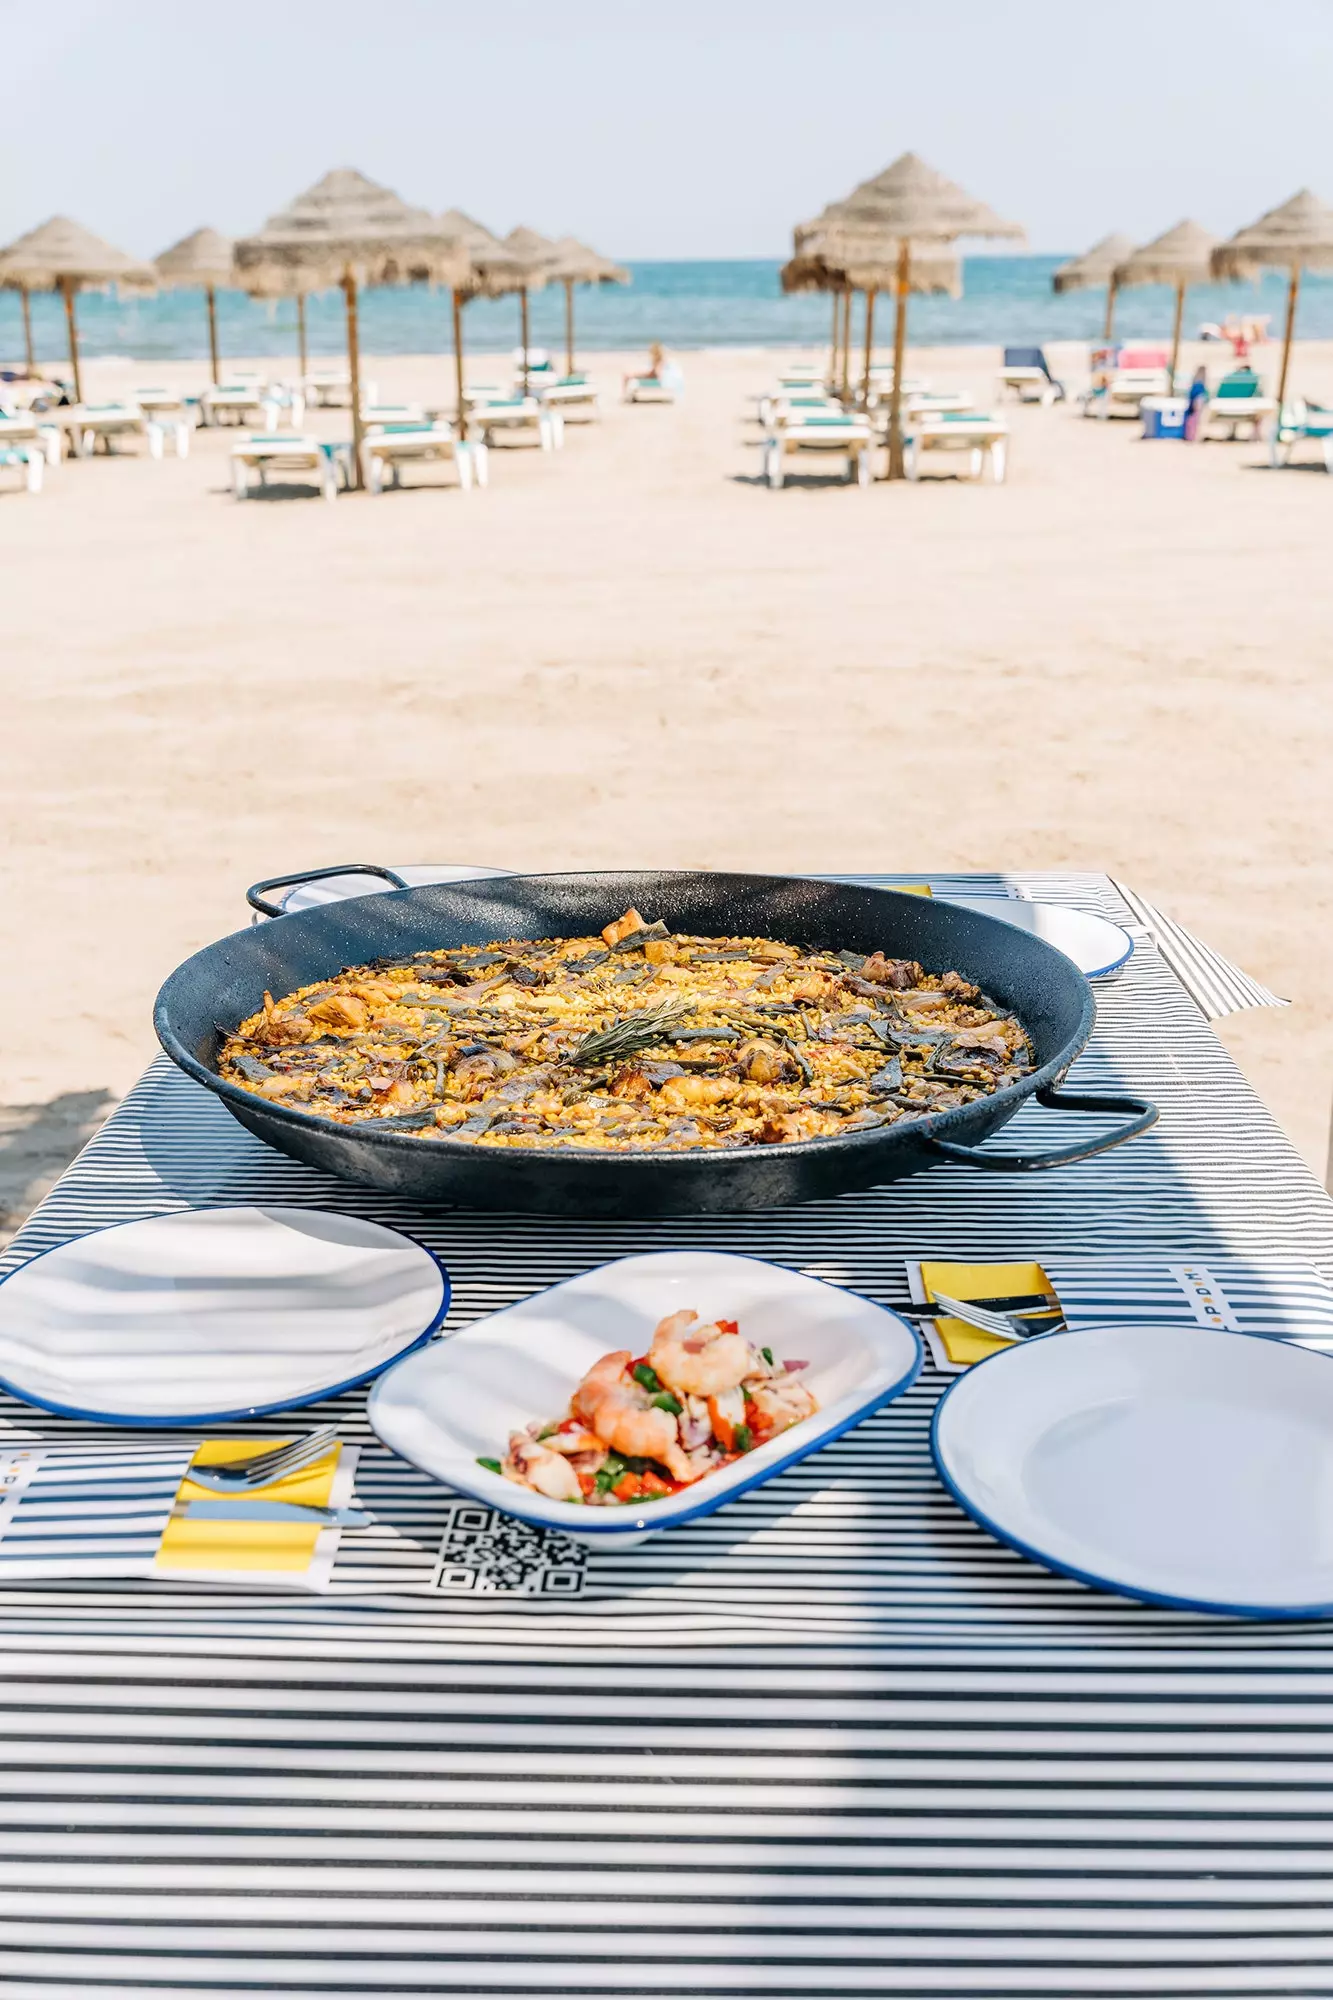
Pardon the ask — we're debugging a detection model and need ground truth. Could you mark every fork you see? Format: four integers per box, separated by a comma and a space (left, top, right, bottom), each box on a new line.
904, 1292, 1064, 1343
187, 1426, 340, 1493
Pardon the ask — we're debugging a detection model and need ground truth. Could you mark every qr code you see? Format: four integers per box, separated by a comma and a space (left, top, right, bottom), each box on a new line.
432, 1501, 588, 1596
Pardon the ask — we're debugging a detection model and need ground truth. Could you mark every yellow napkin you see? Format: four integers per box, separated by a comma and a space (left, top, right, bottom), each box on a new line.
154, 1438, 343, 1581
897, 884, 933, 896
919, 1260, 1056, 1366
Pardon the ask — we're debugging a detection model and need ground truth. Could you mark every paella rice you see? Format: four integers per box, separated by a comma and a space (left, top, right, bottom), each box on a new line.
218, 905, 1033, 1152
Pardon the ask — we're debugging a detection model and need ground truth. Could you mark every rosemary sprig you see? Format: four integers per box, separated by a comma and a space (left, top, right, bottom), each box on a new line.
566, 1000, 690, 1069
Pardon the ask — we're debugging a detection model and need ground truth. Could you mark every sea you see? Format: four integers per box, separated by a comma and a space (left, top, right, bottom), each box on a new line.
6, 256, 1330, 364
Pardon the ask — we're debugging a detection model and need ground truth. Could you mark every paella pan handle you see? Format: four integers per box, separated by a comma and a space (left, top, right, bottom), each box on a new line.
245, 864, 411, 920
925, 1086, 1158, 1173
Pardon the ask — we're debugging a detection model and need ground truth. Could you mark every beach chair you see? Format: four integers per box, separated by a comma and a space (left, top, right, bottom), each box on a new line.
0, 407, 61, 465
904, 412, 1009, 483
0, 443, 43, 493
513, 348, 554, 379
361, 423, 488, 493
230, 434, 351, 500
761, 415, 875, 489
1080, 347, 1172, 419
623, 365, 683, 404
473, 397, 563, 450
1268, 398, 1333, 471
758, 392, 845, 427
997, 346, 1065, 405
1202, 370, 1278, 441
201, 381, 304, 430
302, 370, 379, 409
534, 376, 600, 421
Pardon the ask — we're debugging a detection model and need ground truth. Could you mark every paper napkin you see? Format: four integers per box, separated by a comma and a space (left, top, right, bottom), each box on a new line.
154, 1438, 360, 1591
910, 1259, 1058, 1369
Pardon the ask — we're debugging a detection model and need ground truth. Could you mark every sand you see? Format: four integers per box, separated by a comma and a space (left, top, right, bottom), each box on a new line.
2, 337, 1331, 1234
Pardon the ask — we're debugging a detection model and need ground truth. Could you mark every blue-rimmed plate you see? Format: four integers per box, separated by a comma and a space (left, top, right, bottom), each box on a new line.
938, 895, 1133, 980
933, 1321, 1333, 1618
369, 1250, 922, 1547
0, 1206, 449, 1426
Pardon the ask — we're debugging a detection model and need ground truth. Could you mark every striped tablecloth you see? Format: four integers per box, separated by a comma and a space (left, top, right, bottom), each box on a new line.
1, 871, 1331, 1997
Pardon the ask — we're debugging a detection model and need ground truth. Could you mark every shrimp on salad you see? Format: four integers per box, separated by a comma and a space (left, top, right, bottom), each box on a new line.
481, 1308, 818, 1507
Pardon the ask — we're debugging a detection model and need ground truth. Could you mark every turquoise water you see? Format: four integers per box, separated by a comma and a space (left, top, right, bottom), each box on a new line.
5, 257, 1328, 364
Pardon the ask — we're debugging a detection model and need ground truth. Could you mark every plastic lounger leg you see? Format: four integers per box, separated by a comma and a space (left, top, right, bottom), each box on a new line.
232, 462, 247, 499
25, 448, 42, 494
364, 450, 381, 494
322, 462, 338, 502
147, 424, 164, 460
455, 446, 472, 492
40, 427, 61, 465
1324, 437, 1333, 475
905, 441, 919, 480
969, 447, 983, 479
176, 423, 189, 459
474, 442, 489, 488
857, 444, 872, 487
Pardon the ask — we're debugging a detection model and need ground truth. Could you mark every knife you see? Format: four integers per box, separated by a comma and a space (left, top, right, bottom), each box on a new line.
175, 1500, 373, 1528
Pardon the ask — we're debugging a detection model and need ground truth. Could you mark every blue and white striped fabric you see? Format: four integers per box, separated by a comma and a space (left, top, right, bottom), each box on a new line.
0, 871, 1328, 1997
1044, 1256, 1333, 1349
0, 1441, 194, 1578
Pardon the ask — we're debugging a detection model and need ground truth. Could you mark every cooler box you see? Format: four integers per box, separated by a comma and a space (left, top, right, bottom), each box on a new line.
1140, 396, 1188, 439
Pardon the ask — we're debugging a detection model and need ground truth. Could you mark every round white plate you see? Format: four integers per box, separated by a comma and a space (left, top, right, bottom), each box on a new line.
0, 1206, 449, 1426
940, 895, 1133, 979
370, 1250, 922, 1547
276, 864, 511, 915
933, 1322, 1333, 1617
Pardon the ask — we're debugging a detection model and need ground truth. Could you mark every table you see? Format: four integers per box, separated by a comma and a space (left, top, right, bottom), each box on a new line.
1, 871, 1331, 1995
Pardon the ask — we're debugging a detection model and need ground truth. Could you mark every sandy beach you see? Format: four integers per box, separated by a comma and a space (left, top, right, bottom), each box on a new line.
3, 336, 1331, 1231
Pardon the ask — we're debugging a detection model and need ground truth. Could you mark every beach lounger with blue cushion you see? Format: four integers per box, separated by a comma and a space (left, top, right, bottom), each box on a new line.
1202, 370, 1277, 441
998, 347, 1065, 405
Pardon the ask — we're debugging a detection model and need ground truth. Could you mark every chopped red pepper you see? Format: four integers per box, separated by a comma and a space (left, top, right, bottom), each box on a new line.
612, 1473, 645, 1502
716, 1319, 739, 1335
640, 1470, 674, 1497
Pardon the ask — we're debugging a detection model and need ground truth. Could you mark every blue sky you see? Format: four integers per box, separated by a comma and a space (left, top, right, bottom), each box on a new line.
3, 0, 1332, 260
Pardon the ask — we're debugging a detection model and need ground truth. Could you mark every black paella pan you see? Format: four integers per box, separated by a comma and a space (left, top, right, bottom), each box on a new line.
154, 869, 1157, 1217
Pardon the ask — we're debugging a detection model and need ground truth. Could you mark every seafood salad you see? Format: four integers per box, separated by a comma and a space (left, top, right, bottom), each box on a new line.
481, 1309, 819, 1506
219, 904, 1032, 1154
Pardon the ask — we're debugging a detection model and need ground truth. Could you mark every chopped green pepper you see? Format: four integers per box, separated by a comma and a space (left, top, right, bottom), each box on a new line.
476, 1457, 503, 1474
760, 1346, 774, 1366
631, 1362, 663, 1393
733, 1424, 753, 1453
651, 1390, 684, 1416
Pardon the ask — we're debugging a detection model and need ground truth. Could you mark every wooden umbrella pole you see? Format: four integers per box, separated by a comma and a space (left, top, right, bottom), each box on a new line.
206, 285, 220, 386
452, 288, 467, 440
564, 279, 575, 376
886, 239, 910, 480
1103, 277, 1118, 343
839, 288, 852, 401
61, 277, 82, 405
520, 289, 530, 394
344, 267, 364, 491
1277, 265, 1301, 411
20, 285, 34, 373
296, 294, 308, 381
861, 287, 877, 405
828, 289, 839, 381
1169, 279, 1186, 387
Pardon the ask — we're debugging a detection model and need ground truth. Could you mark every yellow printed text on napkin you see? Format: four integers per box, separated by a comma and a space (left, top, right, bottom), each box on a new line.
920, 1260, 1055, 1366
154, 1437, 341, 1578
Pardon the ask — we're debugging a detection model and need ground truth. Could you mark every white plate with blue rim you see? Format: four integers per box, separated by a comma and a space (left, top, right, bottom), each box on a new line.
368, 1249, 923, 1547
0, 1206, 449, 1426
938, 895, 1133, 980
933, 1320, 1333, 1618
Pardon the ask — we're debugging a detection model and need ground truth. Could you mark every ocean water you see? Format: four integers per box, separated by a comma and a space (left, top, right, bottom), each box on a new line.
5, 256, 1330, 365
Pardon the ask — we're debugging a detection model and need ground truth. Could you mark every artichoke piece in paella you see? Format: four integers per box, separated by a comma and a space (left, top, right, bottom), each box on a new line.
218, 906, 1032, 1151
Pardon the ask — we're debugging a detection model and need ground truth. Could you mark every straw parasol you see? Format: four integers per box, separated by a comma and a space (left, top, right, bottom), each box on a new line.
823, 153, 1024, 476
0, 216, 155, 403
544, 236, 629, 376
1052, 230, 1136, 340
154, 226, 234, 385
234, 168, 469, 487
783, 221, 959, 403
502, 226, 556, 392
1212, 189, 1333, 408
436, 210, 528, 431
1112, 220, 1218, 384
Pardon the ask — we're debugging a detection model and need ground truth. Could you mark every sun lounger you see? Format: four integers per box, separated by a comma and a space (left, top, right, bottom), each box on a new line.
0, 408, 61, 465
623, 367, 683, 404
201, 382, 305, 430
762, 416, 875, 489
361, 423, 488, 493
1269, 398, 1333, 471
1202, 370, 1278, 441
230, 434, 351, 500
0, 443, 43, 493
534, 377, 600, 421
904, 412, 1009, 483
473, 397, 563, 450
758, 392, 845, 426
997, 346, 1065, 406
302, 370, 379, 409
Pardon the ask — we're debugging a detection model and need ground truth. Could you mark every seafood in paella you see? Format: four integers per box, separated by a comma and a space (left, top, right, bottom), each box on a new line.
219, 905, 1033, 1152
481, 1308, 818, 1505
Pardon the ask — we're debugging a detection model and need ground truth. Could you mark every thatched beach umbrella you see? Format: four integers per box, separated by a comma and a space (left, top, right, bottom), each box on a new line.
544, 236, 629, 375
0, 216, 155, 403
1212, 189, 1333, 409
784, 221, 959, 402
1112, 220, 1218, 385
826, 153, 1024, 476
437, 210, 528, 433
234, 168, 468, 488
154, 227, 234, 385
1052, 231, 1135, 341
502, 226, 556, 392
